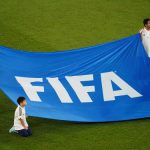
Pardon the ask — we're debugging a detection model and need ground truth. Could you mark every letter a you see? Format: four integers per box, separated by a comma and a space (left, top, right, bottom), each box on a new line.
101, 72, 142, 101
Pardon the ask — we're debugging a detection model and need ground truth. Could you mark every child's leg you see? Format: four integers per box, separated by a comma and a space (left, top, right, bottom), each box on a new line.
27, 127, 32, 136
17, 129, 29, 137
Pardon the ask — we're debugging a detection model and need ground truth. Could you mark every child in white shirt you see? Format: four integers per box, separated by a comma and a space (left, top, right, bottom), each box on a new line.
140, 18, 150, 57
9, 97, 32, 137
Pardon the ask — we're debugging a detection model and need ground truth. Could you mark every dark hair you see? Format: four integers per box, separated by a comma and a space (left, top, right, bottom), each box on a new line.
143, 18, 150, 26
17, 97, 26, 105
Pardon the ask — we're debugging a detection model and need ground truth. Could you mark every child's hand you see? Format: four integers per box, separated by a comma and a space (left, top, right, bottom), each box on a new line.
24, 126, 28, 129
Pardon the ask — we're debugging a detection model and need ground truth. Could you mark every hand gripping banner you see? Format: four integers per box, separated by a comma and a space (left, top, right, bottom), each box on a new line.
0, 33, 150, 122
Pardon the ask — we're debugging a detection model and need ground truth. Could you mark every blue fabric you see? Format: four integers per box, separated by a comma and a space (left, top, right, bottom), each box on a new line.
0, 33, 150, 122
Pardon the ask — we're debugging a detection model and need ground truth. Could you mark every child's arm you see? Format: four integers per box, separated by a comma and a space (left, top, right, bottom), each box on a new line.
19, 118, 28, 129
139, 28, 144, 40
18, 107, 28, 129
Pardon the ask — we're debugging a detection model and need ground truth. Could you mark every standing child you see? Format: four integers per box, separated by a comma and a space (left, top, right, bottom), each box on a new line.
140, 18, 150, 57
9, 97, 32, 137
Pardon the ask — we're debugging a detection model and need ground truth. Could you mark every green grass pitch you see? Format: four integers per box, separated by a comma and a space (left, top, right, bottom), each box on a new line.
0, 0, 150, 149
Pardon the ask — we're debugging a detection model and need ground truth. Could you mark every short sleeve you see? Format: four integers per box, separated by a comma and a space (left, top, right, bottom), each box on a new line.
139, 28, 144, 34
18, 107, 23, 119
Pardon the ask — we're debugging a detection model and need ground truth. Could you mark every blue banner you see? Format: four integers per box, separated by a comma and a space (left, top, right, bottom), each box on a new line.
0, 33, 150, 122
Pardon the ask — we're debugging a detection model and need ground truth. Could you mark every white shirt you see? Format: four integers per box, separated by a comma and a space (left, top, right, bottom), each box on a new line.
14, 105, 28, 130
140, 28, 150, 57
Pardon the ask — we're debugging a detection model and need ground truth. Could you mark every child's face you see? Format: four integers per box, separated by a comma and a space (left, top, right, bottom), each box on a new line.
145, 21, 150, 28
20, 100, 27, 107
